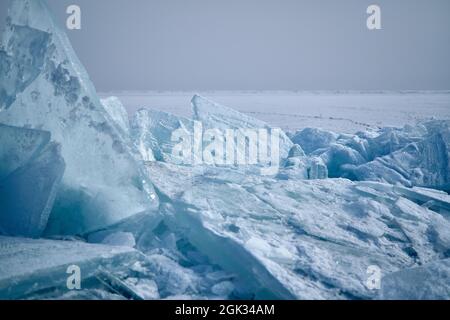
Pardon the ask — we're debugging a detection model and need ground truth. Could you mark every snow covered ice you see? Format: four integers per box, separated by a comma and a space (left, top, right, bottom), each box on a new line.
0, 0, 450, 300
379, 258, 450, 300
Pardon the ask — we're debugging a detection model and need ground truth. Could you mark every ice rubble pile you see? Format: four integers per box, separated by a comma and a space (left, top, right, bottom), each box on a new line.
291, 121, 450, 191
131, 95, 294, 170
0, 0, 158, 236
132, 97, 449, 188
1, 0, 450, 300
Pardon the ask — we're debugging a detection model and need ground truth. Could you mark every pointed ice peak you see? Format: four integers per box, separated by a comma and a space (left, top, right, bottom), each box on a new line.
7, 0, 57, 33
0, 0, 158, 235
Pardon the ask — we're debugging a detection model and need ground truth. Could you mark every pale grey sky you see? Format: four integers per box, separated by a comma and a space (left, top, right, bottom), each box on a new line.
1, 0, 449, 91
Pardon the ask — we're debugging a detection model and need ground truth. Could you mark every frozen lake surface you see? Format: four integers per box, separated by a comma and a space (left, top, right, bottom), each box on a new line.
100, 91, 450, 134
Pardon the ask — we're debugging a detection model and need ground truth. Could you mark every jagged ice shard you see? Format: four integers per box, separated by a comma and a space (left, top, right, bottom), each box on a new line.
0, 0, 158, 235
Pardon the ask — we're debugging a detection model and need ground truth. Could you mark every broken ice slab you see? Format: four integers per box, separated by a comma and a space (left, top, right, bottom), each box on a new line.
355, 181, 450, 217
86, 211, 242, 300
0, 236, 145, 299
379, 258, 450, 300
95, 269, 144, 300
191, 95, 294, 161
0, 125, 65, 238
0, 0, 158, 235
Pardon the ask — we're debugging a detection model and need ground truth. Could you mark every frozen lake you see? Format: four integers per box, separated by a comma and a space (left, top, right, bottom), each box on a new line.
100, 91, 450, 134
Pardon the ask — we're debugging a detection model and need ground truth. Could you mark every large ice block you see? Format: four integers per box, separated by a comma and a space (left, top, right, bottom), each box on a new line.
0, 0, 158, 235
0, 124, 65, 238
0, 123, 50, 180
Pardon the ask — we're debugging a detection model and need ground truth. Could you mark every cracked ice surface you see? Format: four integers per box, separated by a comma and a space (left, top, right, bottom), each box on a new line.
145, 162, 450, 299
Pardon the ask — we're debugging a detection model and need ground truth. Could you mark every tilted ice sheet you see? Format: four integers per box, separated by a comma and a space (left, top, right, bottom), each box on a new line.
0, 236, 143, 299
0, 124, 65, 238
0, 0, 158, 235
101, 96, 131, 136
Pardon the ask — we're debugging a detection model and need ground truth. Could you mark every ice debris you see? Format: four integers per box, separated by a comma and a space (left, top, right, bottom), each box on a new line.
292, 121, 450, 190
